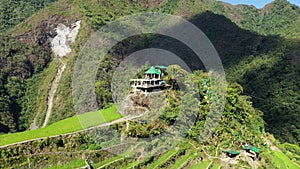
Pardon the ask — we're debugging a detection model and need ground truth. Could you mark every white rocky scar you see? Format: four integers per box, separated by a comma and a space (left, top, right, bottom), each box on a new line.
51, 20, 81, 57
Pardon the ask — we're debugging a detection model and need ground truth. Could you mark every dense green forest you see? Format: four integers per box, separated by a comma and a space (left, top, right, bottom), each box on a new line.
0, 34, 51, 132
0, 0, 57, 32
211, 0, 300, 38
0, 0, 58, 132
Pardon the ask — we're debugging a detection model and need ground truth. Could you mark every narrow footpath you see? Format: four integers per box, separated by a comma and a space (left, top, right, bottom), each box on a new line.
42, 58, 66, 128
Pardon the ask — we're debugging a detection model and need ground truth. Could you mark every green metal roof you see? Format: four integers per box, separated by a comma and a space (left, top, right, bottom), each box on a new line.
155, 65, 167, 69
244, 145, 260, 153
244, 145, 250, 150
224, 150, 240, 155
251, 146, 260, 153
145, 66, 161, 74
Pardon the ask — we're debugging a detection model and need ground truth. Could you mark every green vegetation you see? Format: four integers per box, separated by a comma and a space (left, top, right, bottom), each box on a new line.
273, 154, 287, 169
79, 105, 121, 128
120, 161, 141, 169
160, 0, 183, 14
0, 34, 51, 132
1, 0, 300, 168
273, 151, 300, 169
212, 1, 300, 144
44, 159, 86, 169
226, 40, 300, 145
75, 0, 146, 30
49, 58, 76, 125
213, 0, 300, 38
20, 60, 59, 130
85, 0, 300, 145
190, 160, 211, 169
282, 143, 300, 165
0, 133, 114, 168
92, 155, 124, 168
0, 106, 121, 146
147, 149, 177, 169
0, 0, 298, 146
171, 153, 194, 169
211, 163, 221, 169
0, 0, 58, 32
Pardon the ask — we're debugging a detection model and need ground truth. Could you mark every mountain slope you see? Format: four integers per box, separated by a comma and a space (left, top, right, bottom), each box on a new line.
215, 0, 300, 38
0, 34, 51, 132
0, 0, 300, 168
0, 0, 58, 32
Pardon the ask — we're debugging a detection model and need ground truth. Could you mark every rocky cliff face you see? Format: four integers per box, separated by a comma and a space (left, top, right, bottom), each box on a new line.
13, 13, 81, 53
118, 89, 167, 119
51, 20, 81, 57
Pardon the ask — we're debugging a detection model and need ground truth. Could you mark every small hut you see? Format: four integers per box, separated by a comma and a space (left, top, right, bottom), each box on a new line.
244, 145, 260, 160
223, 150, 240, 158
130, 66, 167, 93
144, 66, 162, 79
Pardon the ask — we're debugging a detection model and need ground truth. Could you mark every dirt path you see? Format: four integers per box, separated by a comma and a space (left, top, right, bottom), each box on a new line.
264, 137, 281, 151
29, 117, 38, 130
42, 58, 66, 128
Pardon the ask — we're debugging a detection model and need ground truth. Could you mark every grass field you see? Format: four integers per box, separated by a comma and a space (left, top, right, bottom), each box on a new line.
190, 160, 212, 169
92, 155, 124, 168
147, 149, 177, 169
211, 162, 221, 169
44, 159, 86, 169
171, 153, 194, 169
0, 106, 122, 146
120, 161, 141, 169
273, 154, 286, 169
273, 151, 299, 169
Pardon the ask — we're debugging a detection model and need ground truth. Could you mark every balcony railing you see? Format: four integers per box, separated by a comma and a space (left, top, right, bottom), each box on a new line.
130, 78, 164, 89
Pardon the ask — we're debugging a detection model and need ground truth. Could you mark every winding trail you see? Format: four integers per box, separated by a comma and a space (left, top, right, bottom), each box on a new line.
42, 58, 66, 128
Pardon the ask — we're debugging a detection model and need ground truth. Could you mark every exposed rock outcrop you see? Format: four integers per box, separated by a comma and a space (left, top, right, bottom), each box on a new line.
118, 89, 167, 120
51, 21, 81, 57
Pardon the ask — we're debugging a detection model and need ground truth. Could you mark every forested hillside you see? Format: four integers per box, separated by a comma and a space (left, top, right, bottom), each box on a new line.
88, 0, 300, 145
214, 0, 300, 38
0, 0, 57, 32
0, 0, 299, 168
0, 35, 51, 132
208, 0, 300, 145
0, 0, 299, 146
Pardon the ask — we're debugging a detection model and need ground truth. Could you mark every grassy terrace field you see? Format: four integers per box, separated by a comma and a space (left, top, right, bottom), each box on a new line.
171, 153, 194, 169
45, 159, 86, 169
147, 149, 177, 169
92, 155, 124, 168
190, 160, 212, 169
273, 151, 299, 169
120, 161, 141, 169
0, 106, 122, 146
211, 162, 221, 169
